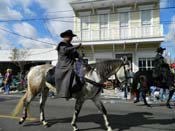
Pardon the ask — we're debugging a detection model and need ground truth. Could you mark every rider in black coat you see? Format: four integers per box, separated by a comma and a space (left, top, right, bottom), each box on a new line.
55, 30, 82, 98
153, 47, 172, 85
154, 47, 166, 71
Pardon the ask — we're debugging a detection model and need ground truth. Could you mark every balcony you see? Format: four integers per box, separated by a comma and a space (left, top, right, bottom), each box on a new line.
74, 25, 164, 43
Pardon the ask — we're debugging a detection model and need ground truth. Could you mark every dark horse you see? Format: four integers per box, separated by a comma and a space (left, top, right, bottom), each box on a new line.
132, 70, 175, 108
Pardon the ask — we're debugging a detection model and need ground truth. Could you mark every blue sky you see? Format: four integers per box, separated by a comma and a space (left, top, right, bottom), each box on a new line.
0, 0, 175, 53
160, 0, 175, 60
160, 0, 175, 34
0, 0, 73, 49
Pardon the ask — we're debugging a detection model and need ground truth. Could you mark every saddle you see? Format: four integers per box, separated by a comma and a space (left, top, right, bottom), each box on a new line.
46, 66, 56, 86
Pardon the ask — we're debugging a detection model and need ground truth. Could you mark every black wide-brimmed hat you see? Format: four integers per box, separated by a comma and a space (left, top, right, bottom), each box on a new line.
60, 30, 77, 38
156, 47, 166, 52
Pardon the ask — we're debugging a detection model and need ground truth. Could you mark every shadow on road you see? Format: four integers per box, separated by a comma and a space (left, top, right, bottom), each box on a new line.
136, 103, 175, 109
23, 112, 175, 131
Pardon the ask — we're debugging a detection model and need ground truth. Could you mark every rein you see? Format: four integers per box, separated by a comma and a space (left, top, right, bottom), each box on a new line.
121, 61, 130, 84
85, 60, 129, 86
82, 60, 131, 97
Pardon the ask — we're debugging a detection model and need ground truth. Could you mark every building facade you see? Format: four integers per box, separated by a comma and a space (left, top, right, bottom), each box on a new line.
70, 0, 164, 72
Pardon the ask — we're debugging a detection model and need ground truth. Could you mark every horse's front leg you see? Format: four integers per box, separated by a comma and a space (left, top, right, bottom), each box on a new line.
166, 88, 175, 109
40, 87, 49, 127
93, 99, 113, 131
71, 99, 84, 131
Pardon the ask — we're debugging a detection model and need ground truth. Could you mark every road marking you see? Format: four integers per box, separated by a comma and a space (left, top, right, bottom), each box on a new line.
0, 115, 37, 121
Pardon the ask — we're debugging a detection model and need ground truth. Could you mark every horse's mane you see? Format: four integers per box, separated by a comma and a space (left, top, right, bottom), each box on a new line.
95, 59, 124, 80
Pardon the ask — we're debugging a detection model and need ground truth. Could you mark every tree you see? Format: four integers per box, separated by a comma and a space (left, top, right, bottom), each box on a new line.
9, 48, 30, 79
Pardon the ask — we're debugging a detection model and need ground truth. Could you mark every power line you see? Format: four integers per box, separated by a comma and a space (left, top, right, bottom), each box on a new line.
1, 13, 171, 25
0, 27, 56, 46
0, 0, 169, 17
0, 21, 174, 46
46, 9, 73, 14
42, 18, 55, 39
0, 1, 172, 18
50, 19, 175, 25
0, 6, 175, 22
0, 16, 74, 22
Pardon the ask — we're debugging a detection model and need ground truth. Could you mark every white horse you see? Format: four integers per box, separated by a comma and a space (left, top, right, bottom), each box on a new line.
12, 59, 129, 131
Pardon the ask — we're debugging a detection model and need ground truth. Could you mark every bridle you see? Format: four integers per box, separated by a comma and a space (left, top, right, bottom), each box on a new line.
117, 60, 133, 87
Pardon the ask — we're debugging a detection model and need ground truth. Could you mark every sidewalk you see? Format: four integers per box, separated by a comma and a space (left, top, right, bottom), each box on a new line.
101, 89, 131, 100
1, 88, 175, 103
0, 88, 127, 100
0, 88, 26, 97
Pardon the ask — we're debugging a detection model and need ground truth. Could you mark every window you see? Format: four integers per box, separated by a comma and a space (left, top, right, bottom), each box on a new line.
81, 16, 90, 41
119, 12, 129, 39
99, 14, 109, 40
139, 58, 154, 71
141, 10, 151, 25
141, 10, 152, 36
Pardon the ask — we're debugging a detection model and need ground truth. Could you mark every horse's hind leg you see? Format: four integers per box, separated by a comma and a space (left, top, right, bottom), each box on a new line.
93, 99, 113, 131
19, 91, 35, 124
166, 88, 175, 108
71, 99, 84, 131
40, 87, 49, 127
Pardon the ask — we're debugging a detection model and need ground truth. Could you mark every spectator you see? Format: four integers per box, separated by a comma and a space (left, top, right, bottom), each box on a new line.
134, 75, 150, 106
150, 86, 160, 101
124, 69, 134, 100
159, 88, 169, 101
3, 69, 12, 94
0, 72, 3, 86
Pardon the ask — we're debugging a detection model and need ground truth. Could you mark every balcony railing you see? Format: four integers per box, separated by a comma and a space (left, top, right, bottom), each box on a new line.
75, 25, 163, 42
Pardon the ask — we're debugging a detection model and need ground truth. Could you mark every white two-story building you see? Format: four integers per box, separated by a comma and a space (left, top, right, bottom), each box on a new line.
70, 0, 164, 72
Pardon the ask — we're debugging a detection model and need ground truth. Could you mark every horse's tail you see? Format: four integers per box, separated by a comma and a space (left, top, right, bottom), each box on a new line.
12, 91, 28, 116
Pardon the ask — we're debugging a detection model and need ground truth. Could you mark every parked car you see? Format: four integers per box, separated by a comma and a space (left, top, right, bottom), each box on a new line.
10, 77, 21, 90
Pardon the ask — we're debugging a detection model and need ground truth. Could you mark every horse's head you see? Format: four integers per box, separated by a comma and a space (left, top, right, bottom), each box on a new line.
117, 58, 132, 84
94, 59, 131, 82
82, 58, 132, 86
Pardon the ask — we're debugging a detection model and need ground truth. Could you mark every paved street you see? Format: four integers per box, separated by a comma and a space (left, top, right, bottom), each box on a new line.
0, 94, 175, 131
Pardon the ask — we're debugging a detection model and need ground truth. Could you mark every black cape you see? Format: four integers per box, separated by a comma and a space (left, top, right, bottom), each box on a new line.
55, 41, 81, 98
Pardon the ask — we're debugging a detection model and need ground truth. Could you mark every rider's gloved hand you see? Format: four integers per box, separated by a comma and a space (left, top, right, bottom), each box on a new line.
76, 43, 82, 49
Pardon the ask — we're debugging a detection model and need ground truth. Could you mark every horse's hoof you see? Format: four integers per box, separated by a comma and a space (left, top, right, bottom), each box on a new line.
74, 129, 80, 131
107, 126, 113, 131
133, 100, 139, 103
44, 124, 50, 128
166, 104, 172, 109
73, 127, 80, 131
42, 121, 49, 128
19, 121, 23, 125
146, 104, 151, 107
19, 118, 24, 125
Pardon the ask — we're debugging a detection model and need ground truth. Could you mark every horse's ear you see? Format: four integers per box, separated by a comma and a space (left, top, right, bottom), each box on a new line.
121, 56, 128, 64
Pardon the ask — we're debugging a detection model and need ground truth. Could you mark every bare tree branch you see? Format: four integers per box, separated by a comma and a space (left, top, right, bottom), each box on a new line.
9, 48, 30, 78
